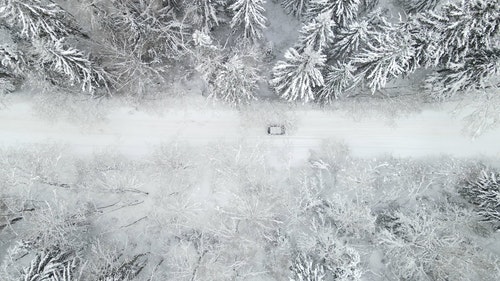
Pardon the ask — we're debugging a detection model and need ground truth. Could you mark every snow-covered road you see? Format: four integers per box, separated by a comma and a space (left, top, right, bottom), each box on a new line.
0, 101, 498, 159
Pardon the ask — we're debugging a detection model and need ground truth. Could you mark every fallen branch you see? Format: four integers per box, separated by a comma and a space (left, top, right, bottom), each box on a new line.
120, 216, 148, 229
0, 216, 23, 231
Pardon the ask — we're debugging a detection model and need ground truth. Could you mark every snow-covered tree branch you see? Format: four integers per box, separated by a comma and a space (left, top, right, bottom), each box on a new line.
33, 38, 108, 93
0, 0, 81, 41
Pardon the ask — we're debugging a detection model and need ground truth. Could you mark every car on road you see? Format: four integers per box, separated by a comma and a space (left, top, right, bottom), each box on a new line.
267, 125, 285, 135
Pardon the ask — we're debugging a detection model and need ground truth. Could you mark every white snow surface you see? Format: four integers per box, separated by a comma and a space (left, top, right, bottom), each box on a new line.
1, 98, 499, 161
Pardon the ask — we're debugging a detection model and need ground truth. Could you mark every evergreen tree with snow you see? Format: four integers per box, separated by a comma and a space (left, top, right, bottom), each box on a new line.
281, 0, 311, 18
461, 168, 500, 228
21, 249, 78, 281
0, 0, 83, 41
359, 0, 379, 13
184, 0, 227, 32
409, 0, 500, 98
32, 38, 107, 93
271, 46, 325, 102
411, 0, 500, 68
328, 13, 385, 60
229, 0, 267, 40
397, 0, 440, 14
99, 0, 188, 59
0, 40, 23, 86
296, 12, 335, 51
318, 62, 359, 101
196, 43, 262, 105
209, 52, 262, 104
305, 0, 361, 26
0, 0, 108, 94
351, 26, 418, 93
425, 49, 500, 100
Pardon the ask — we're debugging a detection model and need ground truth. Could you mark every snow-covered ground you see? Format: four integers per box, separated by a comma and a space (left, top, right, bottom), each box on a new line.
1, 98, 498, 162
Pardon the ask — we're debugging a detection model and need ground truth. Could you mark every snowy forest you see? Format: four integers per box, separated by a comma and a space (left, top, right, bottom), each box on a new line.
1, 143, 500, 280
1, 0, 500, 280
0, 0, 498, 104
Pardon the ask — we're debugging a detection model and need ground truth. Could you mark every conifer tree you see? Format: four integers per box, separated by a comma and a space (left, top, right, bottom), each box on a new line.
209, 53, 261, 104
461, 168, 500, 227
184, 0, 227, 32
296, 12, 335, 51
425, 49, 500, 100
412, 0, 500, 67
281, 0, 310, 18
397, 0, 440, 14
318, 62, 359, 102
271, 46, 326, 102
0, 0, 108, 94
22, 249, 78, 281
32, 38, 107, 93
359, 0, 379, 13
0, 0, 82, 41
351, 21, 418, 92
305, 0, 361, 26
328, 13, 385, 60
410, 0, 500, 98
229, 0, 267, 40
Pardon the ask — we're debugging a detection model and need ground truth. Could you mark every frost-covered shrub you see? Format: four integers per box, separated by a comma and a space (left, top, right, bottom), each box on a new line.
271, 47, 325, 102
290, 253, 325, 281
196, 44, 262, 105
0, 77, 15, 95
460, 169, 500, 227
295, 226, 362, 281
300, 174, 376, 238
0, 42, 23, 75
377, 202, 500, 280
88, 246, 149, 281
